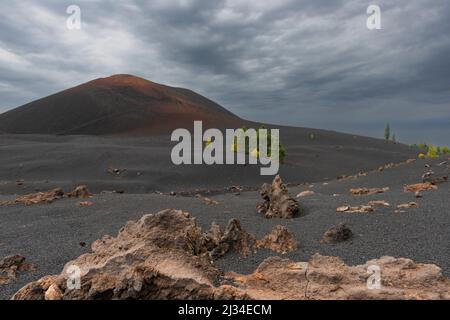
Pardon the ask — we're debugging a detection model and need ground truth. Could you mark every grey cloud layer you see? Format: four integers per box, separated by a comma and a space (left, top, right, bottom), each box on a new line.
0, 0, 449, 144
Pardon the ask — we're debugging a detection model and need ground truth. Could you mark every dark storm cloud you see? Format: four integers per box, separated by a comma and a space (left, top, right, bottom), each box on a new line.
0, 0, 449, 144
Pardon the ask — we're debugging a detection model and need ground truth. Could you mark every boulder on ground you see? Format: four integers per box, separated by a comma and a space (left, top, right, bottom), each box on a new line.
257, 175, 300, 219
321, 223, 353, 243
207, 219, 257, 259
12, 210, 248, 300
230, 254, 450, 300
68, 185, 92, 198
257, 226, 297, 254
12, 211, 450, 300
14, 188, 64, 206
0, 255, 35, 285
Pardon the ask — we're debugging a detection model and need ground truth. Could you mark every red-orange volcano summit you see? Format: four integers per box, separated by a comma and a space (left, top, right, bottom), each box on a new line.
0, 74, 244, 135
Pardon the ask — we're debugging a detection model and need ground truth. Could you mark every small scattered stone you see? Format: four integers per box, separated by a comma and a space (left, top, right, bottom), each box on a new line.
368, 200, 390, 207
350, 187, 389, 196
78, 201, 93, 207
397, 202, 419, 210
337, 205, 374, 213
296, 190, 315, 198
404, 182, 437, 193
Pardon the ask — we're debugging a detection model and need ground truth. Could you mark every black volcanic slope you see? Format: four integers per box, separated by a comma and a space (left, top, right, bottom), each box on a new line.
0, 75, 244, 135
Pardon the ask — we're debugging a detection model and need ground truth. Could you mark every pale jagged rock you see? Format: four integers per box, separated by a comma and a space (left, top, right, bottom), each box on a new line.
12, 211, 450, 300
321, 223, 353, 244
368, 200, 390, 207
0, 255, 35, 285
198, 196, 219, 206
229, 254, 450, 300
257, 175, 300, 219
296, 191, 315, 198
257, 226, 297, 254
12, 210, 250, 300
68, 185, 92, 198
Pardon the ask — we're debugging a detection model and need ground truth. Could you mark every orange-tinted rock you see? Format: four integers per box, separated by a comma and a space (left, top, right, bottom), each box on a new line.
230, 254, 450, 300
257, 226, 297, 254
68, 185, 92, 198
6, 188, 64, 206
12, 211, 450, 300
0, 255, 35, 285
350, 187, 389, 196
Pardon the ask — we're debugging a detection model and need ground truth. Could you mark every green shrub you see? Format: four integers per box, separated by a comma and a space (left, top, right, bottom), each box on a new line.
427, 145, 439, 158
232, 126, 286, 162
413, 143, 450, 158
384, 123, 390, 141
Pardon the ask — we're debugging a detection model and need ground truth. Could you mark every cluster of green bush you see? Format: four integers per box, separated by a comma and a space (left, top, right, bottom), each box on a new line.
231, 126, 286, 162
411, 143, 450, 158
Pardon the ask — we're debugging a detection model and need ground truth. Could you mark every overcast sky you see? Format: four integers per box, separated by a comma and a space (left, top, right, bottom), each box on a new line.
0, 0, 449, 144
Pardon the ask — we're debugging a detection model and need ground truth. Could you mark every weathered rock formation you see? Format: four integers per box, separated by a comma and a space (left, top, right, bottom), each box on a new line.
0, 185, 92, 206
13, 210, 248, 300
206, 219, 257, 259
321, 223, 353, 243
230, 254, 450, 300
5, 188, 64, 206
67, 185, 92, 198
11, 210, 296, 300
0, 255, 35, 285
257, 175, 300, 219
12, 211, 450, 300
257, 226, 297, 254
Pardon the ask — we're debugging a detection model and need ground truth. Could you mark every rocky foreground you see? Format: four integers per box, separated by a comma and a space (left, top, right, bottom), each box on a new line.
11, 209, 450, 300
2, 156, 450, 300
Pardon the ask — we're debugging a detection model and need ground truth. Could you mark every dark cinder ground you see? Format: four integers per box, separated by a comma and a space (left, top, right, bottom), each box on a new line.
0, 128, 448, 299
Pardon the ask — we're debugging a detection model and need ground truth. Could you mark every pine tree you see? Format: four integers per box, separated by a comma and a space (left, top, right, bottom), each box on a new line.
384, 123, 390, 141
